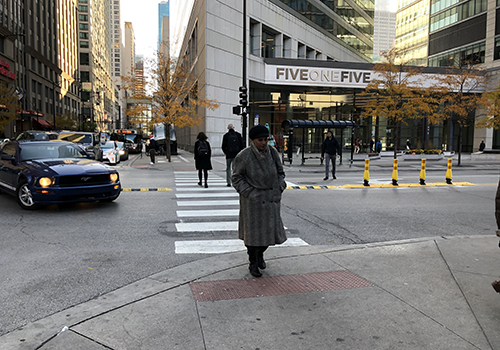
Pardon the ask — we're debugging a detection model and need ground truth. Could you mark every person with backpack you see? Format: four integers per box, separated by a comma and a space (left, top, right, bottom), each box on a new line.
221, 123, 244, 187
194, 132, 212, 188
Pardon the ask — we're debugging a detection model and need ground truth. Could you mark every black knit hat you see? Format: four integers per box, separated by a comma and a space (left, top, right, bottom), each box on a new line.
249, 125, 269, 140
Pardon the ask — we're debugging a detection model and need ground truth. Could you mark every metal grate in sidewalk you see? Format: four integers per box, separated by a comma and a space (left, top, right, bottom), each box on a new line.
190, 270, 373, 302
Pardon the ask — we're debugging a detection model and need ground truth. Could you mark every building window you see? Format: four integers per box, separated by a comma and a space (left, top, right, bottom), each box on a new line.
80, 53, 90, 65
80, 71, 90, 82
79, 23, 88, 30
78, 5, 88, 12
80, 41, 89, 48
261, 27, 276, 58
79, 14, 88, 21
79, 32, 89, 39
494, 37, 500, 60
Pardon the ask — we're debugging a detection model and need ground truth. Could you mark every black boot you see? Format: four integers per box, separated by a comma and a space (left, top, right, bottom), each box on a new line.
247, 247, 262, 277
257, 246, 267, 269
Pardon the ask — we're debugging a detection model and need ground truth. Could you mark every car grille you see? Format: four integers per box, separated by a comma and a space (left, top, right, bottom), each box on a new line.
58, 174, 110, 187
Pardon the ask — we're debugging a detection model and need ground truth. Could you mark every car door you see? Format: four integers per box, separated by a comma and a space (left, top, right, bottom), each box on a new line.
0, 142, 19, 191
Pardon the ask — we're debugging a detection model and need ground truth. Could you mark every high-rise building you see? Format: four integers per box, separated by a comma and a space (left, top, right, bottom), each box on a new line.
171, 0, 375, 154
394, 0, 429, 66
158, 1, 170, 56
110, 0, 125, 130
123, 22, 136, 86
78, 0, 115, 132
57, 0, 80, 127
373, 0, 397, 62
134, 56, 145, 96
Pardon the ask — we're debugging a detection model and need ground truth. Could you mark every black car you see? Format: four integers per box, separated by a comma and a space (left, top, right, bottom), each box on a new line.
0, 140, 121, 210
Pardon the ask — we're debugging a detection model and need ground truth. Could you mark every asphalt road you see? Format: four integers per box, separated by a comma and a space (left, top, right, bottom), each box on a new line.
0, 153, 498, 337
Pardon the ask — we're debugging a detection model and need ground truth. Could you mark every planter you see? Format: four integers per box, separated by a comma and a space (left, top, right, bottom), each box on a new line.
403, 154, 444, 161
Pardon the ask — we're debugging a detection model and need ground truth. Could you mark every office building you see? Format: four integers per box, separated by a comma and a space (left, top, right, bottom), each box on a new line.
158, 1, 170, 56
172, 0, 375, 154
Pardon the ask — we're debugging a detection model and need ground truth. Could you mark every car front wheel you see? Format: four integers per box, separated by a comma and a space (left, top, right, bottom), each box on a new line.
16, 180, 38, 210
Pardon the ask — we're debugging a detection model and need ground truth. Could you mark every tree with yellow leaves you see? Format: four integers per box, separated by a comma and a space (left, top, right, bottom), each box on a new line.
433, 63, 485, 165
361, 48, 437, 158
0, 84, 21, 136
150, 52, 219, 161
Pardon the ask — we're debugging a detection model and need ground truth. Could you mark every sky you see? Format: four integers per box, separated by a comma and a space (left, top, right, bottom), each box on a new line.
120, 0, 160, 62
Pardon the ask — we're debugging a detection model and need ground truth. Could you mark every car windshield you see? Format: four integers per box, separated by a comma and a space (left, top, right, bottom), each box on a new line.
58, 133, 93, 144
19, 143, 88, 161
101, 141, 115, 150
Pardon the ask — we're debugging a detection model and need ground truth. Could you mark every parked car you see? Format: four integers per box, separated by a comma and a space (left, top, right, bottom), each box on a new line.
15, 130, 59, 141
115, 141, 129, 161
0, 140, 121, 210
94, 141, 121, 165
57, 131, 96, 157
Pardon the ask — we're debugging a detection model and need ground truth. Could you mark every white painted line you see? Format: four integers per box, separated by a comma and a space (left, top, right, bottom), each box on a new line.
177, 200, 240, 206
175, 238, 309, 254
175, 182, 228, 187
176, 187, 235, 192
176, 156, 190, 163
176, 209, 239, 217
175, 193, 239, 198
175, 179, 226, 183
175, 221, 238, 232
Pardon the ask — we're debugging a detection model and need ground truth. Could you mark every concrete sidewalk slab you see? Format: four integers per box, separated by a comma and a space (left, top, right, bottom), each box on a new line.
2, 236, 499, 350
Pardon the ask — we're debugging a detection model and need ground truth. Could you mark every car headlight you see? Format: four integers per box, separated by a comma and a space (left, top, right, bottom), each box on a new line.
110, 173, 119, 183
119, 150, 125, 155
38, 177, 55, 187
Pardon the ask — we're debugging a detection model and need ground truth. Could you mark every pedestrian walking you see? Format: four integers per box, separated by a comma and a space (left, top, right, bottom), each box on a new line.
296, 139, 302, 156
232, 125, 287, 278
369, 137, 374, 153
320, 130, 341, 180
406, 139, 412, 150
194, 132, 212, 188
354, 138, 360, 154
375, 138, 382, 153
149, 137, 158, 164
479, 140, 486, 152
221, 123, 244, 187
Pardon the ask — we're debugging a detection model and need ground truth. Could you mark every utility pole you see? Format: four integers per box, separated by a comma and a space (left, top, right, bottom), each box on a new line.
241, 0, 247, 147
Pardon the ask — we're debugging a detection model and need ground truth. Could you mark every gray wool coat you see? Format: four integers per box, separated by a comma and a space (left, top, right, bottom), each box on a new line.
232, 143, 287, 247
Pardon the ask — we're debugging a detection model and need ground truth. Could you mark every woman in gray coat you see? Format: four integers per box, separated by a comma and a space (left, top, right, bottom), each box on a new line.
232, 125, 287, 277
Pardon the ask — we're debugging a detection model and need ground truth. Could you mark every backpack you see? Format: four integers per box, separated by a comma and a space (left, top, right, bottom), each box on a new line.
197, 140, 209, 157
227, 132, 240, 153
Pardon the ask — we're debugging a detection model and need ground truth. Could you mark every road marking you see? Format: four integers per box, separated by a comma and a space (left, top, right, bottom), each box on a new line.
176, 187, 235, 192
175, 238, 309, 254
175, 192, 239, 198
177, 209, 239, 217
177, 200, 240, 206
176, 221, 238, 232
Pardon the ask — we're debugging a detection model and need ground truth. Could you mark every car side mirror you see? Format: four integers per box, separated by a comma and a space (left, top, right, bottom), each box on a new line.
1, 153, 15, 161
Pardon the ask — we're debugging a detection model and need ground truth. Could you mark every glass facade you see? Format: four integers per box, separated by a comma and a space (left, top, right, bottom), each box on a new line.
395, 0, 429, 66
276, 0, 374, 60
430, 0, 487, 32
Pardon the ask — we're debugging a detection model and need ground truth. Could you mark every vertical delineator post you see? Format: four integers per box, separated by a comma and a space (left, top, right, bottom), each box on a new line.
363, 159, 370, 187
419, 159, 426, 185
446, 158, 453, 184
392, 159, 398, 186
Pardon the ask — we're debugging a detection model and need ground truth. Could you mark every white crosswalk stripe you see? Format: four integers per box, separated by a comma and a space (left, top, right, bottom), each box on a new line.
172, 170, 308, 254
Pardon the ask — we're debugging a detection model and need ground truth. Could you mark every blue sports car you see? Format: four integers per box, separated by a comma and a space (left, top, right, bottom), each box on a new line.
0, 140, 121, 210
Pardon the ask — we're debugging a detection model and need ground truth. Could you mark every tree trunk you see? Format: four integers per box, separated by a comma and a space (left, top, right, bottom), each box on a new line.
457, 123, 462, 166
165, 123, 172, 162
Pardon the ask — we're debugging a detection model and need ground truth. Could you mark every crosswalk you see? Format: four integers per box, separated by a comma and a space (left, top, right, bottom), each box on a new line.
173, 171, 309, 254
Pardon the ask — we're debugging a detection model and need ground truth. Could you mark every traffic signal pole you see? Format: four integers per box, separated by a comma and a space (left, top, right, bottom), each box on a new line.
241, 0, 247, 147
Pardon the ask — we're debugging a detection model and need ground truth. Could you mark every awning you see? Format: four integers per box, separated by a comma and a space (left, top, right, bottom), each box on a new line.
33, 119, 53, 128
281, 119, 356, 131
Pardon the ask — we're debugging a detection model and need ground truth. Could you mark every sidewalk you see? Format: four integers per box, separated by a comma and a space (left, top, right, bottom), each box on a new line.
2, 235, 500, 350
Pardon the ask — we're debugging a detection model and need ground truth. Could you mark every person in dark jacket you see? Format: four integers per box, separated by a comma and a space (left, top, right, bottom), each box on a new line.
232, 125, 287, 278
194, 132, 213, 188
149, 137, 158, 165
221, 123, 244, 187
320, 130, 341, 180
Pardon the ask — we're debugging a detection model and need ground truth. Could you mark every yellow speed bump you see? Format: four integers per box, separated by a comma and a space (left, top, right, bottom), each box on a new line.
122, 188, 172, 192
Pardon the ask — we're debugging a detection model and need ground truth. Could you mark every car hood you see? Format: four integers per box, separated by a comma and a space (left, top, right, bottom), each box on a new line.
23, 159, 115, 176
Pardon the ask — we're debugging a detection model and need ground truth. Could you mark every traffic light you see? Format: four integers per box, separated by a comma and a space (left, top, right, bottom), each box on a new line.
239, 86, 248, 107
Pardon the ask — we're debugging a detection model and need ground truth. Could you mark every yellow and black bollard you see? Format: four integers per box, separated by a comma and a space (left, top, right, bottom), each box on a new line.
445, 158, 453, 184
419, 159, 426, 185
392, 159, 398, 186
363, 159, 370, 186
